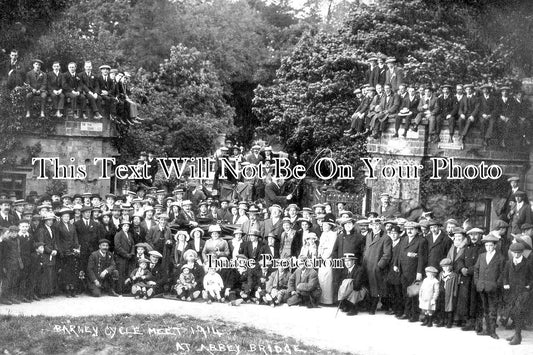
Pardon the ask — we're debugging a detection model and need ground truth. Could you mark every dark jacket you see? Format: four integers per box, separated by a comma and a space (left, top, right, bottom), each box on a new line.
426, 231, 453, 269
87, 250, 116, 282
474, 252, 504, 292
396, 233, 428, 283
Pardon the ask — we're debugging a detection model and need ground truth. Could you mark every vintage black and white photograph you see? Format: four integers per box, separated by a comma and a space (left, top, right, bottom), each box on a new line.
0, 0, 532, 354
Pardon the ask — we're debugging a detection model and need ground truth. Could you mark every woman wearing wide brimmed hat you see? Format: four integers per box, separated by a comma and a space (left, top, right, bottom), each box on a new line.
201, 224, 229, 263
55, 207, 81, 297
114, 218, 135, 295
317, 216, 338, 305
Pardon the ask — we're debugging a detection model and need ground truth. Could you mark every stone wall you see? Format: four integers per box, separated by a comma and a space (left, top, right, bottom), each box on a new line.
365, 116, 531, 226
2, 118, 119, 197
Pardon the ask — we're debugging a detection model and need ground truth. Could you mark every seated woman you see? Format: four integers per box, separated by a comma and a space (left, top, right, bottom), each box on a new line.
175, 249, 205, 300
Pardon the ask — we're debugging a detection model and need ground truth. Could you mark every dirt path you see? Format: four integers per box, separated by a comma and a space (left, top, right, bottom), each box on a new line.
1, 295, 531, 355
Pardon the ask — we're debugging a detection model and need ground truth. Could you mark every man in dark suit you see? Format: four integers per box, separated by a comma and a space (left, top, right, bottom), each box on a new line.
10, 199, 25, 224
508, 191, 532, 254
6, 49, 24, 89
458, 83, 480, 143
478, 84, 497, 146
495, 86, 516, 148
345, 86, 376, 137
25, 59, 47, 118
474, 234, 504, 339
413, 86, 440, 141
364, 218, 392, 314
74, 206, 101, 271
425, 220, 452, 269
239, 230, 264, 261
17, 220, 35, 302
375, 57, 387, 87
459, 228, 484, 332
62, 62, 83, 119
395, 221, 428, 322
331, 217, 366, 298
0, 226, 24, 304
261, 233, 280, 259
372, 83, 401, 139
367, 57, 379, 87
97, 64, 115, 119
394, 84, 419, 137
78, 61, 103, 119
87, 239, 119, 297
264, 177, 292, 208
450, 84, 465, 141
47, 61, 65, 118
436, 84, 457, 143
176, 200, 199, 230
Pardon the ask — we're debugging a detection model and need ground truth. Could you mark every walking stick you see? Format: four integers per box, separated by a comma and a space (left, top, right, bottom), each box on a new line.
335, 300, 342, 318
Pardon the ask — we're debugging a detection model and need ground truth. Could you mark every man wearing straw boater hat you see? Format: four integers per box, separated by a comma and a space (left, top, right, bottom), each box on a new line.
338, 253, 367, 316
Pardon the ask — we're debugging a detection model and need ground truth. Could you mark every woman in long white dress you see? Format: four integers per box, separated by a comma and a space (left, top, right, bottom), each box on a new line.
318, 216, 338, 305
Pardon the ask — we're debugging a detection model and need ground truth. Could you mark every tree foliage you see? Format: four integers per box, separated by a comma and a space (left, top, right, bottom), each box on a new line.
114, 44, 235, 162
253, 0, 522, 194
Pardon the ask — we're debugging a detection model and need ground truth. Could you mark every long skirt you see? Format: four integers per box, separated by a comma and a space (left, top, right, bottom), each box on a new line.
318, 266, 334, 304
58, 254, 80, 291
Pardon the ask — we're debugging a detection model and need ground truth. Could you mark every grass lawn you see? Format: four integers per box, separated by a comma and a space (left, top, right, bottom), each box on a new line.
0, 314, 341, 354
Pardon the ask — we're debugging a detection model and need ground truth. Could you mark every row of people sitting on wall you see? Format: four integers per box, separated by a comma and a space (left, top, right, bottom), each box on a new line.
345, 57, 530, 148
5, 50, 140, 125
0, 191, 532, 346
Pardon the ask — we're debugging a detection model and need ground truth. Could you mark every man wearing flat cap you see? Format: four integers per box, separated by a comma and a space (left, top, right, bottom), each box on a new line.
501, 242, 532, 345
25, 59, 47, 118
457, 227, 484, 332
499, 176, 528, 220
457, 83, 479, 143
364, 217, 392, 314
75, 205, 102, 271
376, 193, 397, 219
395, 221, 428, 322
507, 191, 532, 254
426, 219, 452, 270
474, 234, 504, 339
87, 239, 119, 297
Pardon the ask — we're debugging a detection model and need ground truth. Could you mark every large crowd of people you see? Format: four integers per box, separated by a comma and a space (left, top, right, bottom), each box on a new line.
5, 49, 140, 125
0, 168, 532, 346
344, 56, 531, 148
